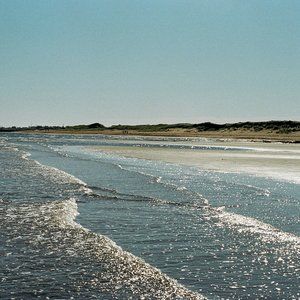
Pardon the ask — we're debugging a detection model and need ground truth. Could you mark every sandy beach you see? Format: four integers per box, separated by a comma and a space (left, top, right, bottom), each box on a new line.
88, 140, 300, 184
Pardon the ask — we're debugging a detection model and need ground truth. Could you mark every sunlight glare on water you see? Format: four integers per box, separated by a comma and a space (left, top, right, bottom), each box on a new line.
0, 133, 299, 299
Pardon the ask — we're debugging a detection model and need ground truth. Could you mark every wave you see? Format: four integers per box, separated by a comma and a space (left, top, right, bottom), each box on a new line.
83, 171, 300, 252
213, 209, 300, 249
86, 188, 210, 210
19, 149, 94, 195
18, 145, 300, 270
2, 197, 203, 299
33, 146, 300, 247
108, 160, 300, 250
116, 163, 208, 203
49, 147, 203, 199
6, 147, 203, 297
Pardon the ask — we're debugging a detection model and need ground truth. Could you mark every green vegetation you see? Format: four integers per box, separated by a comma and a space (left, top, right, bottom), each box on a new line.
0, 123, 105, 132
111, 121, 300, 133
65, 123, 105, 130
0, 120, 299, 134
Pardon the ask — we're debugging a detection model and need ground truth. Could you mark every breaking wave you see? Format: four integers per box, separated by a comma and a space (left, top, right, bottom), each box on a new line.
1, 197, 203, 299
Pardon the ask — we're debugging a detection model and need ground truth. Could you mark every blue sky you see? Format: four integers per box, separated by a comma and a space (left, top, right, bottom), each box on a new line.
0, 0, 299, 126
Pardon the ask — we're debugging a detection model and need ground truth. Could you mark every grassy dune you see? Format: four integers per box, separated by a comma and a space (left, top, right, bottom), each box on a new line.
2, 121, 300, 142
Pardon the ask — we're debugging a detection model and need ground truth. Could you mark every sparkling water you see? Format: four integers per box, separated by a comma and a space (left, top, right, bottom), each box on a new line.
1, 133, 299, 299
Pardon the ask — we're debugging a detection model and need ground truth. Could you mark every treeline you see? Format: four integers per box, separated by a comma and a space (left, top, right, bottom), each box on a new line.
0, 121, 299, 134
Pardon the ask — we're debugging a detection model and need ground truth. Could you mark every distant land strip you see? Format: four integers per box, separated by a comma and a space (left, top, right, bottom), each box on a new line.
1, 121, 300, 143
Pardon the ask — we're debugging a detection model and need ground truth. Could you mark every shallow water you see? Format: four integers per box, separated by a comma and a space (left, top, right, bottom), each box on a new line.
1, 133, 299, 299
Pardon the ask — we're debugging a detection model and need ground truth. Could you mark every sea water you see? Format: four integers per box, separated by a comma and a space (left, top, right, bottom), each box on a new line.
0, 133, 299, 299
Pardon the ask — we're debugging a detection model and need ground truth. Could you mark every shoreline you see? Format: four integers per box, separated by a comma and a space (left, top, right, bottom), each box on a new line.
15, 128, 300, 143
88, 143, 300, 184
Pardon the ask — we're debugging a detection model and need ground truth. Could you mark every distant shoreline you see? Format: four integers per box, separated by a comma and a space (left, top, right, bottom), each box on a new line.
2, 121, 300, 143
19, 128, 300, 143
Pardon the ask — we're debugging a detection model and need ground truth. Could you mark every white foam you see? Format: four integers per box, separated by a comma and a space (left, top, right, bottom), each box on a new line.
18, 148, 95, 195
29, 157, 93, 194
215, 209, 300, 248
21, 151, 31, 160
51, 198, 83, 229
54, 199, 204, 299
5, 197, 204, 299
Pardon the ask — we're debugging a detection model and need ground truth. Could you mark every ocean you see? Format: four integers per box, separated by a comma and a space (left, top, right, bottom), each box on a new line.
0, 133, 299, 299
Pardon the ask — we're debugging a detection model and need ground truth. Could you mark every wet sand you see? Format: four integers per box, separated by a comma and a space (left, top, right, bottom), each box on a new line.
89, 140, 300, 184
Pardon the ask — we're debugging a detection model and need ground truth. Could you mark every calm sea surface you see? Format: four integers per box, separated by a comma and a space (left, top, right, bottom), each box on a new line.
1, 133, 299, 299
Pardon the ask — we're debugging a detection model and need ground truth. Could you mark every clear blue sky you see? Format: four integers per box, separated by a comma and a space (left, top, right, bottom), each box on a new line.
0, 0, 299, 126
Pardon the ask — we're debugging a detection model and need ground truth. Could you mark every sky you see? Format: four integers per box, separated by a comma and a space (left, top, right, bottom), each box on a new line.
0, 0, 299, 127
